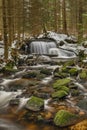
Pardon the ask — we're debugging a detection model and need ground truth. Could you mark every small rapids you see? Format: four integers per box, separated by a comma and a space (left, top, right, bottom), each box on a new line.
0, 63, 87, 130
41, 76, 53, 84
0, 91, 22, 109
0, 119, 22, 130
49, 48, 76, 58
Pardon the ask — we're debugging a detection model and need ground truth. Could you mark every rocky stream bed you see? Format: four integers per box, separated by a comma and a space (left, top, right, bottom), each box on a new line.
0, 32, 87, 130
0, 58, 87, 130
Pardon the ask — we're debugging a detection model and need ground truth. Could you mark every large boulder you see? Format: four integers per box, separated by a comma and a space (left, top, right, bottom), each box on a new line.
54, 110, 79, 127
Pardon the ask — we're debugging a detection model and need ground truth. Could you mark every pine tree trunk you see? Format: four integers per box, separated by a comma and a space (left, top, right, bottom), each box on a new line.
62, 0, 67, 34
54, 0, 57, 32
78, 0, 83, 42
2, 0, 8, 60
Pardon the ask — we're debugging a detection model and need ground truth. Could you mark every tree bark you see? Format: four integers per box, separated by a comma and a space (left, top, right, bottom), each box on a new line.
2, 0, 8, 60
62, 0, 67, 34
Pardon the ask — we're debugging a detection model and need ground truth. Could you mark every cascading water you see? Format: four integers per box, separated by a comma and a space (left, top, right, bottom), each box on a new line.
30, 40, 57, 54
49, 48, 76, 58
0, 90, 22, 130
0, 91, 22, 109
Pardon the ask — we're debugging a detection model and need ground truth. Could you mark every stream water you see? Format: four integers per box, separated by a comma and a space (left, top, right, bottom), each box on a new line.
0, 33, 87, 130
0, 77, 86, 130
0, 74, 70, 130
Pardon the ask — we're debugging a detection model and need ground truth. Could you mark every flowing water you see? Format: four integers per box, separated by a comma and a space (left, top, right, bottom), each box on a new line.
0, 75, 70, 130
0, 91, 68, 130
30, 41, 57, 54
49, 48, 76, 58
0, 119, 22, 130
0, 65, 86, 130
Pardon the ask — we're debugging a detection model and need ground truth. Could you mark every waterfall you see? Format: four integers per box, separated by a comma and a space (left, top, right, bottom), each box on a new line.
30, 41, 57, 54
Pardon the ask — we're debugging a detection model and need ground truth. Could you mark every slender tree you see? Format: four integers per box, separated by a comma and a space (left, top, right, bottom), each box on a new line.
62, 0, 67, 34
2, 0, 8, 60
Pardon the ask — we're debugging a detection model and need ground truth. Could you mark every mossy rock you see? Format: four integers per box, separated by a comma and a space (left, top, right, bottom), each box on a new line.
5, 61, 15, 69
69, 68, 78, 76
55, 86, 69, 93
53, 78, 71, 89
54, 72, 68, 78
79, 71, 87, 79
63, 61, 75, 67
4, 67, 17, 72
76, 99, 87, 111
54, 110, 79, 127
3, 60, 17, 72
71, 89, 80, 96
79, 50, 85, 61
3, 66, 18, 73
40, 68, 52, 75
26, 96, 44, 111
61, 66, 69, 73
36, 74, 46, 80
52, 90, 68, 99
22, 71, 39, 78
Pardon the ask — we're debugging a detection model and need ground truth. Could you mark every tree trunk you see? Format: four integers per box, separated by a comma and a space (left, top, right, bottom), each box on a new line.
2, 0, 8, 60
54, 0, 58, 32
78, 0, 83, 42
62, 0, 67, 34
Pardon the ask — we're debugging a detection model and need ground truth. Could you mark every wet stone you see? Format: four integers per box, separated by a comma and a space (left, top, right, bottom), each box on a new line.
52, 90, 68, 99
26, 96, 44, 111
76, 98, 87, 111
9, 98, 20, 106
54, 110, 79, 127
53, 78, 71, 89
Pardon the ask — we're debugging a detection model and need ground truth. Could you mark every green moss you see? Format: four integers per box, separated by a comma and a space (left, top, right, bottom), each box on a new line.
61, 66, 69, 73
71, 89, 80, 96
52, 90, 68, 99
53, 78, 71, 89
23, 71, 39, 78
26, 96, 44, 111
63, 61, 75, 67
79, 71, 87, 79
79, 50, 85, 61
54, 72, 68, 78
4, 61, 15, 71
69, 68, 78, 76
55, 86, 69, 93
5, 61, 14, 69
54, 110, 78, 127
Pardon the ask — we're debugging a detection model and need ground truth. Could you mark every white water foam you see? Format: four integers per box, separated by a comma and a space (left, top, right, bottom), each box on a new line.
1, 78, 21, 87
41, 76, 53, 85
0, 91, 22, 109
